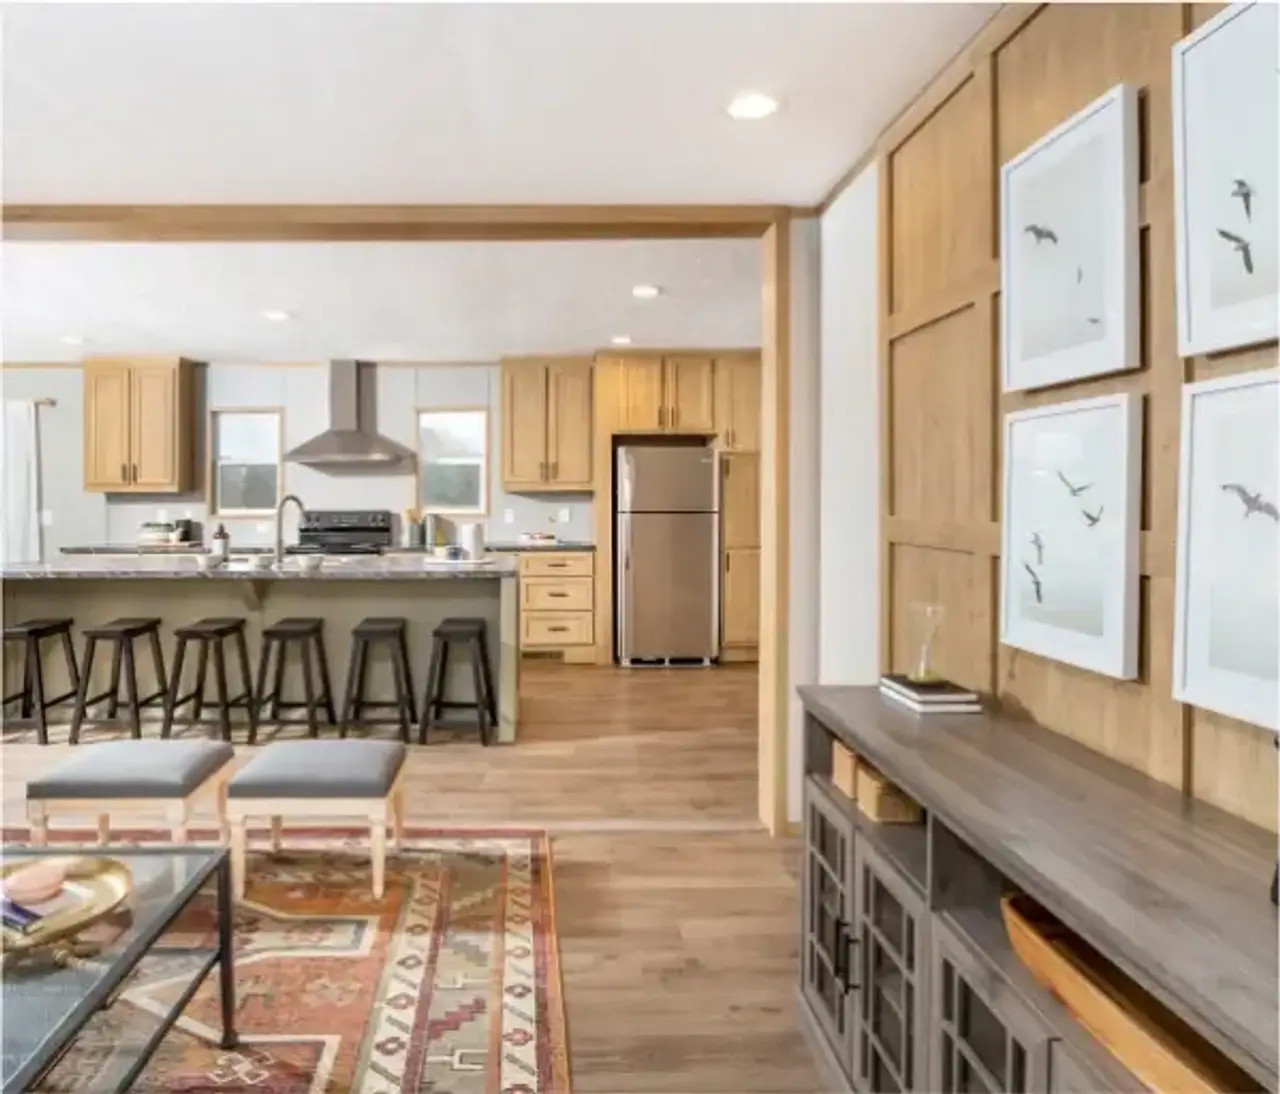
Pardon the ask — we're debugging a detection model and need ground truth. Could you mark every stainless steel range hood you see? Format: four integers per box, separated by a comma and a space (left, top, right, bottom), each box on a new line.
284, 360, 414, 466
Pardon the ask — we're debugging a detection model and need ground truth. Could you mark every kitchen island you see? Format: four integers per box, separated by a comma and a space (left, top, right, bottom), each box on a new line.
1, 555, 520, 741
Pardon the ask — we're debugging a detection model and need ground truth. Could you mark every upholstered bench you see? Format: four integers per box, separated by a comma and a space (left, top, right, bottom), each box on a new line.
26, 739, 236, 847
224, 739, 406, 899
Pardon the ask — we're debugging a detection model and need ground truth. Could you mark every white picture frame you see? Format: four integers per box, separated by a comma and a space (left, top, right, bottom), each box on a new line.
1000, 84, 1140, 393
1172, 3, 1280, 357
1172, 369, 1279, 731
1000, 394, 1142, 679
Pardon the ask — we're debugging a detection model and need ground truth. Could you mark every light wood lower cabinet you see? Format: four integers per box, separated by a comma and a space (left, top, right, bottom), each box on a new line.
722, 548, 760, 651
83, 357, 196, 493
501, 359, 593, 492
720, 451, 760, 660
517, 551, 596, 662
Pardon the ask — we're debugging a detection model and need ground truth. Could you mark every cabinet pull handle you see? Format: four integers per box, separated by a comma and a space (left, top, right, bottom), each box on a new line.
673, 406, 679, 427
539, 461, 547, 480
726, 553, 731, 573
548, 626, 569, 633
551, 461, 558, 479
547, 562, 567, 569
729, 428, 735, 447
548, 592, 568, 598
120, 462, 128, 483
658, 406, 665, 428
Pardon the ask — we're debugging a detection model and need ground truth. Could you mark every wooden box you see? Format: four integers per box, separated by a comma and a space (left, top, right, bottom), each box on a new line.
832, 742, 859, 800
855, 764, 923, 825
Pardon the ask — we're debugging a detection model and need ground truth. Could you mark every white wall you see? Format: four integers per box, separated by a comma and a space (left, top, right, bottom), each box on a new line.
788, 216, 822, 823
818, 162, 881, 685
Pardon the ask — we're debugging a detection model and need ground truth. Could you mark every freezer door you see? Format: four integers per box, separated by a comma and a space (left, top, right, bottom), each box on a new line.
616, 445, 718, 513
617, 511, 718, 661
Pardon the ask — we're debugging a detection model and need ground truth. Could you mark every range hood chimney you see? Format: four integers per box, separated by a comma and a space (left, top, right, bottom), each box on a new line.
283, 360, 414, 467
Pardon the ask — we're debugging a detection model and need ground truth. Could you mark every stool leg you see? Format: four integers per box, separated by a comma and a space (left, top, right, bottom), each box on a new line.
313, 629, 337, 725
353, 638, 370, 726
390, 638, 412, 743
418, 638, 443, 745
191, 642, 210, 724
433, 643, 451, 723
69, 636, 97, 745
233, 627, 258, 739
161, 636, 189, 739
147, 626, 168, 704
339, 637, 362, 738
120, 638, 143, 739
19, 640, 33, 719
211, 638, 234, 743
397, 630, 418, 725
105, 639, 123, 719
300, 639, 320, 738
477, 636, 498, 724
251, 636, 274, 744
469, 637, 490, 746
27, 636, 49, 746
60, 626, 81, 700
269, 639, 287, 722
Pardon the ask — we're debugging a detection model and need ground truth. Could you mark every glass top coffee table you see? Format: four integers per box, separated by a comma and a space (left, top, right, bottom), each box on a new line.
1, 846, 236, 1093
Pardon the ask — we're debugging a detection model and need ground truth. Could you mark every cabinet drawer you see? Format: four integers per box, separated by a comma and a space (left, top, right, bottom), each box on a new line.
519, 552, 594, 577
522, 611, 594, 647
522, 577, 594, 611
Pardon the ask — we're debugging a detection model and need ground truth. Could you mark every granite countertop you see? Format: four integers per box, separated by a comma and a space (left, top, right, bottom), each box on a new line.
63, 542, 595, 556
5, 555, 518, 581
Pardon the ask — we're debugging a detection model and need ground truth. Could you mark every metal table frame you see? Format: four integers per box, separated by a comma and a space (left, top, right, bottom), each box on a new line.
2, 845, 237, 1093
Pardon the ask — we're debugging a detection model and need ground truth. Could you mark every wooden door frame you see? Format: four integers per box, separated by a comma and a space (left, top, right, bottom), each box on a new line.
2, 202, 795, 834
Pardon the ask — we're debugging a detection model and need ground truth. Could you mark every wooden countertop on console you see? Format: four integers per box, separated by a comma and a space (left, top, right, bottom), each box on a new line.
798, 685, 1279, 1089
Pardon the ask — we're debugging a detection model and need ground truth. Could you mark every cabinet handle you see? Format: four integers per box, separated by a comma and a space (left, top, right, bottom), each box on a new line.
673, 406, 679, 427
833, 921, 859, 992
547, 562, 567, 569
539, 461, 546, 480
551, 461, 558, 479
120, 462, 128, 483
548, 592, 568, 598
658, 406, 665, 428
131, 463, 138, 483
726, 553, 731, 573
548, 625, 569, 634
729, 428, 735, 447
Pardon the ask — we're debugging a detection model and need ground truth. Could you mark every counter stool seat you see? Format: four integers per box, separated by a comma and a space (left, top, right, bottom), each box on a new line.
251, 617, 336, 744
2, 617, 79, 745
162, 617, 257, 742
225, 739, 407, 898
26, 738, 235, 846
69, 618, 167, 744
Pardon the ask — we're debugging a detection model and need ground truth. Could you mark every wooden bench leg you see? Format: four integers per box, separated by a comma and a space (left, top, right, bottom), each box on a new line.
28, 802, 48, 848
217, 782, 231, 845
96, 814, 111, 846
391, 790, 405, 850
230, 817, 248, 899
270, 816, 283, 854
371, 819, 387, 899
169, 801, 189, 845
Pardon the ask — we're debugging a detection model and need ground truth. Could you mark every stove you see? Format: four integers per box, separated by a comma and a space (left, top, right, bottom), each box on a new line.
290, 509, 393, 556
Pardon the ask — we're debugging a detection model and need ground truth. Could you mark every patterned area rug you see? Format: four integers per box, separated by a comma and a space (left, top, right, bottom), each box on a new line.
1, 829, 570, 1094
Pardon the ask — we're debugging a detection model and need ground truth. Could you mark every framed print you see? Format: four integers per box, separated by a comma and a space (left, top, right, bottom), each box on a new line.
1173, 369, 1279, 731
1000, 84, 1140, 393
1000, 394, 1142, 679
1173, 2, 1280, 357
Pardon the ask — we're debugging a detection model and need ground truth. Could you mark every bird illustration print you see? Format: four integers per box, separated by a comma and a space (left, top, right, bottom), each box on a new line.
1023, 562, 1044, 604
1221, 483, 1280, 521
1231, 179, 1254, 222
1217, 229, 1255, 275
1056, 470, 1091, 497
1024, 224, 1059, 245
1030, 532, 1045, 566
1081, 506, 1104, 527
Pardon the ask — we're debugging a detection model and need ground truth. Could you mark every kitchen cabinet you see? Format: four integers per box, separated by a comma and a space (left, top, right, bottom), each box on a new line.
714, 354, 762, 452
721, 453, 760, 550
501, 359, 593, 492
721, 547, 760, 649
615, 355, 715, 433
517, 551, 596, 663
82, 357, 196, 494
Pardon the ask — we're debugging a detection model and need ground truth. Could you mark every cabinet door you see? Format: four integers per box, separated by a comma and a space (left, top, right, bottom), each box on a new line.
931, 919, 1048, 1094
502, 362, 550, 490
714, 356, 762, 451
664, 356, 715, 432
617, 359, 664, 431
852, 836, 929, 1093
82, 362, 133, 491
721, 547, 760, 647
721, 453, 760, 550
802, 777, 858, 1076
129, 363, 183, 490
546, 360, 593, 489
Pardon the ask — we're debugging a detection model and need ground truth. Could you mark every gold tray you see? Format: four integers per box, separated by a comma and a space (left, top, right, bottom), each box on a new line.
1, 857, 134, 962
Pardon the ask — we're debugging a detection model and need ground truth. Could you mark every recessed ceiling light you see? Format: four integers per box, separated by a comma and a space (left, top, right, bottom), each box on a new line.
59, 335, 84, 346
726, 91, 779, 121
611, 335, 633, 346
261, 309, 293, 322
632, 284, 662, 300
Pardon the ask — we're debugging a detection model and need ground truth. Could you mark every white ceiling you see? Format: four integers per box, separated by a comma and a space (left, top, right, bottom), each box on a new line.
0, 240, 763, 362
1, 2, 995, 205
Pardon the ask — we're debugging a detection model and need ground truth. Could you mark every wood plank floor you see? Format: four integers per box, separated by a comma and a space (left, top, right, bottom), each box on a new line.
1, 662, 821, 1093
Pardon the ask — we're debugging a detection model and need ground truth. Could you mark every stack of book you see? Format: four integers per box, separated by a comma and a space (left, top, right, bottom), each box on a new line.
879, 674, 982, 715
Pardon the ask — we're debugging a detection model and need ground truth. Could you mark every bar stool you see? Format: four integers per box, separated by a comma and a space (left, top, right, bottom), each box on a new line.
69, 618, 168, 744
161, 617, 258, 742
251, 617, 336, 743
418, 617, 497, 746
2, 618, 79, 745
340, 617, 417, 741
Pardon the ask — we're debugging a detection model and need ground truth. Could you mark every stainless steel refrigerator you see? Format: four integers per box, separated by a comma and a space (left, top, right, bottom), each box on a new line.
615, 444, 719, 664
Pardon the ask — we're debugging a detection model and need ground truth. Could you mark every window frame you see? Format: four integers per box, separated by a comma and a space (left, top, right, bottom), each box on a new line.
206, 406, 284, 518
415, 405, 490, 518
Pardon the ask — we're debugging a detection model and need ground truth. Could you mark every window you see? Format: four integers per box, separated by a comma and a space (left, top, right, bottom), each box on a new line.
210, 410, 282, 515
417, 408, 488, 515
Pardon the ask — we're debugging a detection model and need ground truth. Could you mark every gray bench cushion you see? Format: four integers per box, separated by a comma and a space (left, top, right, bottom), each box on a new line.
27, 740, 235, 800
227, 740, 406, 799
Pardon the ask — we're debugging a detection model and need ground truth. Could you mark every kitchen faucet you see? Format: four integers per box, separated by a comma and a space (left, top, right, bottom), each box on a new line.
274, 494, 306, 568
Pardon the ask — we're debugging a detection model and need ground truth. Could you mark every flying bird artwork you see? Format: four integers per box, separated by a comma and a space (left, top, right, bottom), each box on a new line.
1030, 532, 1044, 565
1081, 507, 1104, 527
1023, 562, 1044, 604
1024, 224, 1059, 245
1221, 483, 1280, 521
1056, 471, 1091, 497
1231, 179, 1254, 221
1217, 229, 1255, 275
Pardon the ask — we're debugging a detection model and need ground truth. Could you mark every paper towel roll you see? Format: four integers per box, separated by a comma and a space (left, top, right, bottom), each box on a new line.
460, 522, 486, 560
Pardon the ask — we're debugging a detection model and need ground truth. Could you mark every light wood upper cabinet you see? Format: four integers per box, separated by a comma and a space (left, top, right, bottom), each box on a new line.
714, 355, 762, 452
665, 356, 715, 432
500, 358, 594, 492
82, 357, 195, 494
721, 452, 761, 550
617, 358, 665, 431
722, 547, 761, 647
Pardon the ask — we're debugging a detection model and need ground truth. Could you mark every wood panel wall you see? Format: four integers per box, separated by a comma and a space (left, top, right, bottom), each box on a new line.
878, 3, 1278, 831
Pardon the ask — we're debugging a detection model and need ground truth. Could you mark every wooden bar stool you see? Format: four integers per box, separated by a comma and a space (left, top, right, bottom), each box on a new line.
69, 618, 168, 744
251, 618, 336, 743
418, 617, 497, 746
2, 618, 80, 745
340, 617, 417, 741
161, 617, 258, 742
